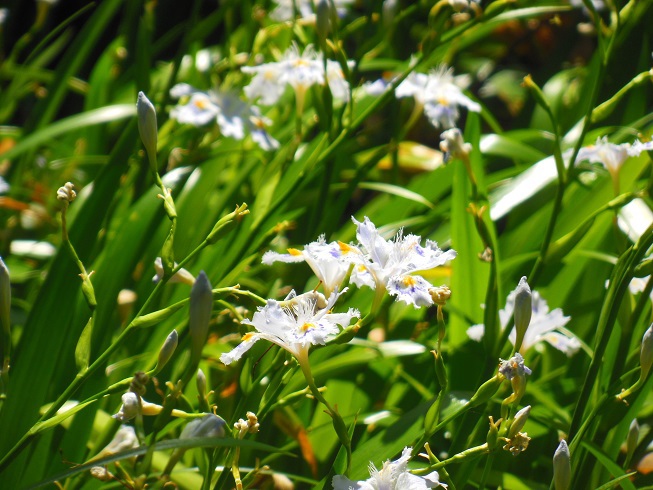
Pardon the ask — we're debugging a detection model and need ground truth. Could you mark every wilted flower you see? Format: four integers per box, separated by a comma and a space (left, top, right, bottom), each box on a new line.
503, 431, 531, 456
467, 285, 579, 357
96, 425, 139, 458
169, 83, 279, 150
235, 411, 260, 438
180, 414, 226, 439
499, 353, 532, 380
269, 0, 353, 22
440, 128, 472, 160
332, 447, 447, 489
220, 289, 358, 366
394, 65, 481, 129
499, 353, 531, 407
56, 182, 76, 204
152, 257, 196, 285
112, 392, 140, 422
262, 235, 357, 295
349, 216, 456, 308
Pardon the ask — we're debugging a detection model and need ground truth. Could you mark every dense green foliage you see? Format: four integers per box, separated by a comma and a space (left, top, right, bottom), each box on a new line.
1, 0, 653, 488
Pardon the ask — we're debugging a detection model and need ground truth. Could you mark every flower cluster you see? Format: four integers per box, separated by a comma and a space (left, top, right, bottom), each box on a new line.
264, 216, 457, 308
169, 83, 279, 150
243, 44, 353, 111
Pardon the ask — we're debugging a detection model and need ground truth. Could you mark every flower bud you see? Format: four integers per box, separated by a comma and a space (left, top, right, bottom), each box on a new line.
113, 392, 140, 422
508, 405, 531, 439
640, 324, 653, 380
467, 374, 503, 408
553, 439, 571, 490
137, 91, 158, 170
180, 413, 226, 439
189, 271, 213, 365
513, 277, 532, 353
56, 182, 76, 204
627, 418, 639, 465
197, 368, 207, 400
156, 330, 178, 372
0, 257, 10, 337
316, 0, 332, 42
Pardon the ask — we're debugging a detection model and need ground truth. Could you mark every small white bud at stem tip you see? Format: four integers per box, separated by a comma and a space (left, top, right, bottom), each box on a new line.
553, 439, 571, 490
508, 405, 531, 439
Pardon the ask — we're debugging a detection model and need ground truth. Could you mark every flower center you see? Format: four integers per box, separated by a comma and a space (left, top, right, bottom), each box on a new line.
402, 276, 417, 287
301, 322, 315, 332
288, 248, 302, 256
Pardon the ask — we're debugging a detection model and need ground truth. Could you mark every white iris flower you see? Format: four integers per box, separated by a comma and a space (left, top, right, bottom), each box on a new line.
467, 286, 580, 357
220, 289, 359, 366
169, 83, 279, 150
395, 65, 481, 129
575, 136, 630, 182
243, 44, 352, 112
332, 447, 447, 489
262, 235, 358, 296
350, 216, 457, 308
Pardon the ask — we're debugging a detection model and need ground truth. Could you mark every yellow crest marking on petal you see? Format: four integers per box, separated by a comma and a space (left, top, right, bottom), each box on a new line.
357, 265, 367, 272
288, 248, 302, 256
402, 276, 417, 287
301, 323, 315, 332
194, 98, 210, 110
338, 241, 355, 254
438, 97, 450, 106
242, 332, 255, 342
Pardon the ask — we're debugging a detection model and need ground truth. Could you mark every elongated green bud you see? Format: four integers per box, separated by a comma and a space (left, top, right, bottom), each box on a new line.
0, 258, 10, 337
197, 368, 207, 400
189, 271, 213, 365
640, 324, 653, 380
513, 277, 532, 353
137, 91, 158, 171
626, 418, 639, 466
553, 439, 570, 490
316, 0, 332, 43
131, 301, 186, 329
467, 374, 503, 408
155, 330, 178, 373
